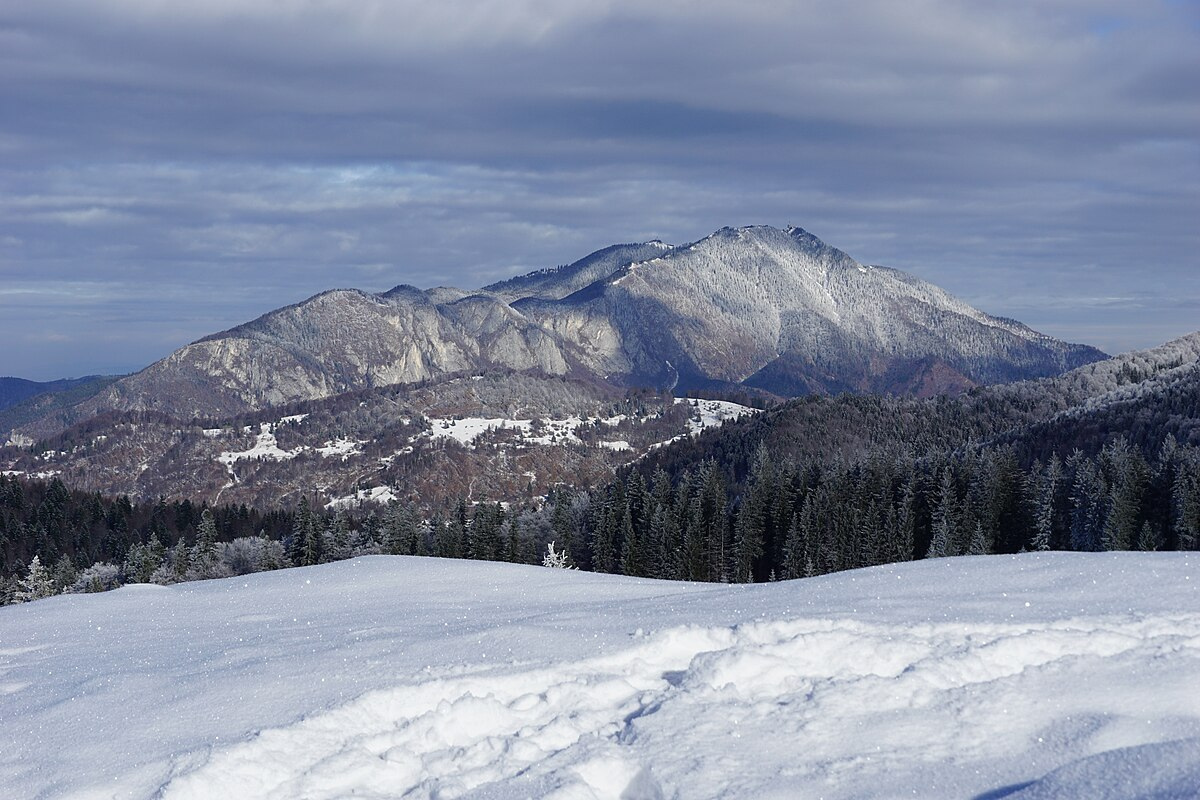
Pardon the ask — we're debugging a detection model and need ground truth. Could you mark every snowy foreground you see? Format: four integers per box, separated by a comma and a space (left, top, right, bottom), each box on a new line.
2, 555, 1200, 799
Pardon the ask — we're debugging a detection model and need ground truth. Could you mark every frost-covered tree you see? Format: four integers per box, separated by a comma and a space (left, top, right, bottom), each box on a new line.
14, 555, 55, 602
68, 562, 122, 593
51, 555, 78, 594
169, 537, 190, 582
542, 541, 575, 569
221, 535, 285, 575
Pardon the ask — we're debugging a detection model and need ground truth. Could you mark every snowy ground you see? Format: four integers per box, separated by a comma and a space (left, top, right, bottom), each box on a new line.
2, 553, 1199, 799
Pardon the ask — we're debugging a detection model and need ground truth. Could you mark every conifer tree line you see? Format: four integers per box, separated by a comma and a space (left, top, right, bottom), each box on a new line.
3, 431, 1199, 603
562, 434, 1200, 583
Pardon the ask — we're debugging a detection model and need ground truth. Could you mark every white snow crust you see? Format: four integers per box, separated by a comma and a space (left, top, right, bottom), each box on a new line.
2, 553, 1198, 799
315, 438, 364, 460
324, 485, 399, 510
217, 423, 302, 466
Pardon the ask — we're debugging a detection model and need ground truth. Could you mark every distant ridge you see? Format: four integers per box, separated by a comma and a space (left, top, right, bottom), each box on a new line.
14, 225, 1105, 438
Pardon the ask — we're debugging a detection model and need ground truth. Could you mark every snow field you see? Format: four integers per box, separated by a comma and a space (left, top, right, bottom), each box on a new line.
218, 422, 302, 465
420, 399, 757, 452
2, 553, 1199, 799
161, 612, 1200, 799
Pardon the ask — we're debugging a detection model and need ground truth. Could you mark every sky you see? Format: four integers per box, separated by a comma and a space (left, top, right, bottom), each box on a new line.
1, 0, 1198, 381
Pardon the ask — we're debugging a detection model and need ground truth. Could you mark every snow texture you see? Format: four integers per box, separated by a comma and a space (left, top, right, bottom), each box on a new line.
1, 553, 1198, 799
419, 401, 755, 453
217, 422, 302, 465
324, 485, 398, 510
315, 438, 364, 460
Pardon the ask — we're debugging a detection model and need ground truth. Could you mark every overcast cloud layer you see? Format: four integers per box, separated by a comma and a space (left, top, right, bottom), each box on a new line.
2, 0, 1197, 380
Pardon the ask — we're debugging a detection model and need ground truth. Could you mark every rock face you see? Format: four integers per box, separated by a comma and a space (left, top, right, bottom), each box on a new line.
516, 225, 1104, 396
24, 225, 1106, 433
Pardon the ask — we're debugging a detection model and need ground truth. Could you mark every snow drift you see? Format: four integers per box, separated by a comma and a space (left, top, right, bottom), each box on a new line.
1, 553, 1198, 799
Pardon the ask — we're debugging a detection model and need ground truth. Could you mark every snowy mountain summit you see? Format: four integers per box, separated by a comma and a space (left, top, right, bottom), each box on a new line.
23, 225, 1104, 431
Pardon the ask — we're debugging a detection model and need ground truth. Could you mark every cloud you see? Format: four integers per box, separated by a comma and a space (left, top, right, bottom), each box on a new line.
0, 0, 1197, 379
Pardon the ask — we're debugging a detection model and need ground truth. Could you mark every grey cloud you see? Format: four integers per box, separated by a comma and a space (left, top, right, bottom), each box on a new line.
1, 0, 1197, 379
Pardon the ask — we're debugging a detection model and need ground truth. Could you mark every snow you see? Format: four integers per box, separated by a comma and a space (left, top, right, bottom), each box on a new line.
422, 416, 591, 448
217, 423, 301, 466
324, 485, 397, 509
315, 438, 363, 459
279, 414, 309, 424
424, 416, 536, 446
1, 469, 60, 479
2, 553, 1199, 799
597, 440, 632, 451
679, 397, 757, 434
648, 398, 759, 451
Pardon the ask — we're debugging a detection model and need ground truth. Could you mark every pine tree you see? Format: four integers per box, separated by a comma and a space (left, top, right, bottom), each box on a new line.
289, 495, 312, 565
592, 498, 618, 574
1068, 452, 1105, 552
782, 514, 804, 580
1137, 521, 1162, 552
170, 537, 190, 582
190, 508, 222, 579
926, 468, 956, 560
732, 501, 764, 583
1102, 440, 1148, 552
551, 495, 576, 566
503, 518, 521, 563
967, 520, 989, 556
893, 474, 918, 563
1172, 468, 1199, 550
449, 500, 469, 559
619, 505, 642, 577
15, 555, 55, 602
469, 504, 504, 562
699, 461, 729, 581
51, 554, 78, 593
302, 510, 324, 566
326, 512, 352, 561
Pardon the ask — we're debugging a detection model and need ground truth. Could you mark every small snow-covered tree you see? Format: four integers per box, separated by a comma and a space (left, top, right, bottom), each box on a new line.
68, 562, 122, 594
542, 541, 575, 569
14, 555, 56, 602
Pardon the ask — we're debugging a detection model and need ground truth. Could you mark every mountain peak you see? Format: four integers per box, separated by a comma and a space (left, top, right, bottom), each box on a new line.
12, 223, 1108, 439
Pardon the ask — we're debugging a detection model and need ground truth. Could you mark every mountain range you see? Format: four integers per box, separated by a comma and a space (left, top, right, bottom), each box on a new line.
13, 225, 1104, 440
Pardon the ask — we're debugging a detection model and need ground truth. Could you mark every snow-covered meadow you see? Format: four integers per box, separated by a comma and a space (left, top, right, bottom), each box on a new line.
2, 553, 1199, 799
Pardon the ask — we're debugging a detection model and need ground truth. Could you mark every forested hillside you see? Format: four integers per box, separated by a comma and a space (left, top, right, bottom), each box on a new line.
3, 334, 1198, 603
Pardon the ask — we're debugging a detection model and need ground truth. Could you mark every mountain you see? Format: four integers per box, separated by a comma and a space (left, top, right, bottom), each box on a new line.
0, 375, 121, 441
13, 225, 1104, 440
0, 376, 115, 412
635, 330, 1200, 494
483, 241, 675, 302
0, 370, 759, 507
515, 226, 1104, 396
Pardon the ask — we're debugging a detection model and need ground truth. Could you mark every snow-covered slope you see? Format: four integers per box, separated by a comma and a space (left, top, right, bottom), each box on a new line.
518, 225, 1103, 396
2, 553, 1198, 799
484, 241, 674, 303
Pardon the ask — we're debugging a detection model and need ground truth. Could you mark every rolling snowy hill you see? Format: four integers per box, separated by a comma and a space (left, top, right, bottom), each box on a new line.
2, 553, 1198, 799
